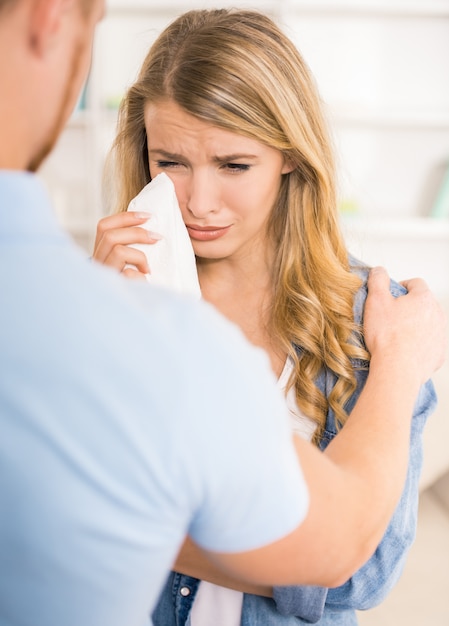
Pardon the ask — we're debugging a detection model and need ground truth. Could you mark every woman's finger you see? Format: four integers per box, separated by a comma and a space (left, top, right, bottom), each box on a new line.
101, 243, 151, 274
122, 267, 149, 281
94, 211, 151, 247
93, 225, 162, 264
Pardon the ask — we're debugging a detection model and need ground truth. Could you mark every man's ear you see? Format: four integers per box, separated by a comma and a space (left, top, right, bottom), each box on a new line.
28, 0, 69, 56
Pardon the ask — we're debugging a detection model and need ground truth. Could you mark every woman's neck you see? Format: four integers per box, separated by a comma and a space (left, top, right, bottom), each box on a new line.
197, 255, 287, 379
197, 251, 271, 315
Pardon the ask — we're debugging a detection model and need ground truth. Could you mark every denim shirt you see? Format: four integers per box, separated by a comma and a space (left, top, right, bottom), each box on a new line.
152, 265, 437, 626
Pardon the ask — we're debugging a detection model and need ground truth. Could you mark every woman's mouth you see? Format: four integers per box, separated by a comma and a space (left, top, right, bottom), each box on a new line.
185, 224, 231, 241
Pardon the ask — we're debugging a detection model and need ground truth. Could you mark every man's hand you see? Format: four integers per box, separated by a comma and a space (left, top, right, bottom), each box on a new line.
364, 266, 447, 384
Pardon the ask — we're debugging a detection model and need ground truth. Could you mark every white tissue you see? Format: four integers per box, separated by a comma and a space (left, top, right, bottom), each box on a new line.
126, 173, 201, 298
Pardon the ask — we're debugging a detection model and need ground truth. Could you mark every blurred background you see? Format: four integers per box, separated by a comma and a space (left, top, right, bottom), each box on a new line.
38, 1, 449, 623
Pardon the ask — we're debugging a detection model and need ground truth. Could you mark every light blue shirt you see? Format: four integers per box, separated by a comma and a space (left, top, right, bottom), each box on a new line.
0, 171, 308, 626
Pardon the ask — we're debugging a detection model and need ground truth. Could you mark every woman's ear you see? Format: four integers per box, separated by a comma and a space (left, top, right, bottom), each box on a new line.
281, 156, 296, 175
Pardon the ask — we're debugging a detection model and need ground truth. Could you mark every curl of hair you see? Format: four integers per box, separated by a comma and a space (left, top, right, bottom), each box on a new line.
106, 9, 370, 444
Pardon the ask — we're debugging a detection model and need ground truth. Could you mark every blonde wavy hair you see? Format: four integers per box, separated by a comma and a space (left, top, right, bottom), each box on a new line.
107, 8, 370, 444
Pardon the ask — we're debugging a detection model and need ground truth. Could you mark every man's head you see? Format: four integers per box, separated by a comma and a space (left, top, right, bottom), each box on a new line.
0, 0, 104, 171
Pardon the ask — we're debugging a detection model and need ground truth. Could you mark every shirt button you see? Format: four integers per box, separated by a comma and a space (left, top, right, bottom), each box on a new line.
180, 586, 191, 597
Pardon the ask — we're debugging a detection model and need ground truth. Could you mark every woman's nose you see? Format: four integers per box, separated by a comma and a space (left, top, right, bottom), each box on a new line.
185, 172, 218, 218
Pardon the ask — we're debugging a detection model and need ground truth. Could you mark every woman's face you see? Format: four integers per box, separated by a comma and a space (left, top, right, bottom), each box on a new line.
144, 100, 293, 263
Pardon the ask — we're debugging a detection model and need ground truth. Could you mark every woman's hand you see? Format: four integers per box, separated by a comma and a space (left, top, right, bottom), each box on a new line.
92, 211, 162, 280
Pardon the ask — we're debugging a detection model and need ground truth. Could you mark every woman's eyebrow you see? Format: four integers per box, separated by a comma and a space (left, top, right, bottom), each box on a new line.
213, 153, 258, 162
149, 149, 258, 162
149, 149, 185, 161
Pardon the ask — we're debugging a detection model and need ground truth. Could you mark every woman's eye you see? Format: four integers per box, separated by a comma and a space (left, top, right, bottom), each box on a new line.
157, 160, 181, 169
224, 163, 251, 172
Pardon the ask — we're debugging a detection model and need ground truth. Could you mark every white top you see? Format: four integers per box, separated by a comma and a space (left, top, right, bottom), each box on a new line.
190, 356, 317, 626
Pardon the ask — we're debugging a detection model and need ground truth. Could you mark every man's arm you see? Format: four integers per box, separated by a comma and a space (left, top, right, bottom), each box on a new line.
189, 268, 447, 588
174, 536, 273, 597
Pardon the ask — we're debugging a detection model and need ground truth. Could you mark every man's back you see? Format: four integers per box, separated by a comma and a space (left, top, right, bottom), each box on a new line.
0, 172, 307, 625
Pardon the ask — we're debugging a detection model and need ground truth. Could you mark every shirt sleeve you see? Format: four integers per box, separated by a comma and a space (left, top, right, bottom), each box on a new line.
179, 300, 309, 554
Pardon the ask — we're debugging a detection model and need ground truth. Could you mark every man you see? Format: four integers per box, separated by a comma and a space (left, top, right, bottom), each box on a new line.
0, 1, 446, 625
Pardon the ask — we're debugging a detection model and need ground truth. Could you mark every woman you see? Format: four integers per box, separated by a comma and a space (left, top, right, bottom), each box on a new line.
93, 9, 437, 626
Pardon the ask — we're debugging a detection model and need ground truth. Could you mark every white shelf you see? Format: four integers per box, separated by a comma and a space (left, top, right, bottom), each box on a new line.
107, 0, 277, 14
329, 107, 449, 130
342, 215, 449, 239
289, 1, 449, 18
107, 0, 449, 15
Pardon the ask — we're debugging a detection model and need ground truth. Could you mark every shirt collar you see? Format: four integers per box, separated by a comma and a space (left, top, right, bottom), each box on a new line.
0, 170, 67, 240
